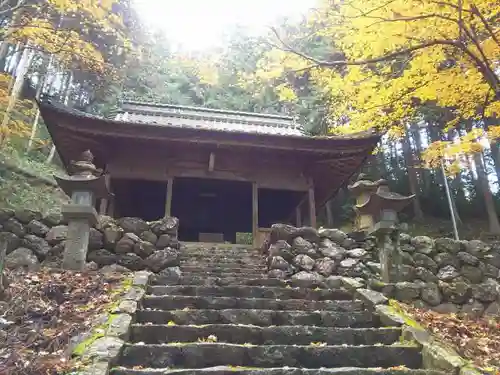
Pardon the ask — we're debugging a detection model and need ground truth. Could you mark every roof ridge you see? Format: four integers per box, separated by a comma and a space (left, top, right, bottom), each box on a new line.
120, 100, 296, 121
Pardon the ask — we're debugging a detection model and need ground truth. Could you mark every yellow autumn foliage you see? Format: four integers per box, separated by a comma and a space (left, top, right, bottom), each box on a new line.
4, 0, 128, 73
0, 73, 36, 141
253, 0, 499, 167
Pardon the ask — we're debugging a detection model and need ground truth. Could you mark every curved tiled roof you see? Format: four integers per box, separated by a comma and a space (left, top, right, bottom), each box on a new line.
115, 101, 306, 136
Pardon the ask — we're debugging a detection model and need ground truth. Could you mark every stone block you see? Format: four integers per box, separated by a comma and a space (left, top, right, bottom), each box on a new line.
78, 361, 109, 375
133, 271, 152, 288
460, 366, 486, 375
401, 325, 430, 348
394, 282, 421, 302
422, 341, 466, 375
432, 303, 460, 314
81, 336, 124, 362
106, 314, 132, 340
375, 304, 405, 326
341, 277, 364, 292
325, 275, 343, 288
123, 286, 145, 302
421, 282, 442, 306
356, 288, 388, 306
114, 300, 137, 315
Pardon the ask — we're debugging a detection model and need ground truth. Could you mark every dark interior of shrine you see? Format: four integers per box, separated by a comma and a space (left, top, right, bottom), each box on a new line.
258, 188, 304, 228
172, 177, 252, 243
111, 177, 305, 243
112, 178, 166, 221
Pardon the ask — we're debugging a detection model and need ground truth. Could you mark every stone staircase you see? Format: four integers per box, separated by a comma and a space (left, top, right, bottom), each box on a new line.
111, 244, 444, 375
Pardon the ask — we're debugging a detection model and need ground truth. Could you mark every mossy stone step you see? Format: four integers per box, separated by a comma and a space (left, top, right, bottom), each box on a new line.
179, 253, 262, 259
180, 252, 264, 263
118, 343, 422, 369
150, 276, 327, 288
131, 324, 401, 346
179, 273, 267, 279
180, 266, 264, 273
111, 367, 445, 375
142, 295, 364, 311
147, 286, 353, 300
135, 309, 378, 327
181, 249, 259, 255
180, 258, 266, 270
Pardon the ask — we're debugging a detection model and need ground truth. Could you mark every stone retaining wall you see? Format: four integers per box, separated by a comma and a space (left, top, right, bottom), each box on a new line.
0, 208, 181, 275
263, 224, 500, 317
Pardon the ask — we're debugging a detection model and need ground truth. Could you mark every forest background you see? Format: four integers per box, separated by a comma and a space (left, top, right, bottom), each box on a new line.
0, 0, 498, 239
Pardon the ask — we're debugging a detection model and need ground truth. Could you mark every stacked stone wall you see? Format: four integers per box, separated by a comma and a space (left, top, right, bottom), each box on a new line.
263, 224, 500, 317
0, 208, 181, 275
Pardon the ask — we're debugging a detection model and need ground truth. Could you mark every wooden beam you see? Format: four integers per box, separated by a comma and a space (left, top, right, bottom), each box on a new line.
165, 177, 173, 217
98, 174, 110, 215
252, 182, 259, 248
108, 198, 115, 218
208, 152, 215, 172
308, 184, 317, 228
296, 205, 302, 227
98, 199, 108, 216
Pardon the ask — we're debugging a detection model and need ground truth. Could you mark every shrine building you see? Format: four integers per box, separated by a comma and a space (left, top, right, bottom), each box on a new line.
38, 100, 380, 246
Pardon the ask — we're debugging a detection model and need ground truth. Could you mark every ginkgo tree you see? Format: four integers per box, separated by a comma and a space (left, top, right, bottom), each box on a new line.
256, 0, 499, 159
0, 0, 134, 145
247, 0, 500, 232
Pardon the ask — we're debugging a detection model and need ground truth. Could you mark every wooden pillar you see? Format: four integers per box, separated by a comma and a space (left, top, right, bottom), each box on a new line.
165, 177, 173, 217
325, 200, 334, 227
296, 205, 302, 227
308, 185, 317, 228
99, 174, 110, 215
252, 182, 259, 247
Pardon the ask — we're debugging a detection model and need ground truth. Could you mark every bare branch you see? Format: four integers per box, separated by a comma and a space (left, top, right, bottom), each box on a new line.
271, 26, 460, 67
429, 1, 475, 14
0, 0, 28, 16
470, 4, 500, 48
363, 13, 458, 29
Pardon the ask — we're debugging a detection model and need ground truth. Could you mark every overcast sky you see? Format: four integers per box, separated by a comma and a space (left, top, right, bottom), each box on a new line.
133, 0, 316, 51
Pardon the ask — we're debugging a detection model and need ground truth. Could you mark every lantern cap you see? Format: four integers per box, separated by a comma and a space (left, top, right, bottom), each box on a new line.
54, 150, 112, 199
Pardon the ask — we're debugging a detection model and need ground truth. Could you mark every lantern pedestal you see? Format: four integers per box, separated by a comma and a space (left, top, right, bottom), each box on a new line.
55, 151, 111, 271
350, 176, 414, 283
61, 204, 98, 270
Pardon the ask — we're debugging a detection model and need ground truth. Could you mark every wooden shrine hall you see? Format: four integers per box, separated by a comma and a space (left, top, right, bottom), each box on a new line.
39, 100, 380, 246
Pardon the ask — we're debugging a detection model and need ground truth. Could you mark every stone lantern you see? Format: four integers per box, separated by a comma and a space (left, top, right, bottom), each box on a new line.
55, 150, 112, 270
355, 179, 415, 283
348, 174, 387, 232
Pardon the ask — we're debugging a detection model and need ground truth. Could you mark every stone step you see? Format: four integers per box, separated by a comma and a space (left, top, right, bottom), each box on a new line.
150, 276, 326, 288
180, 258, 264, 264
147, 285, 353, 300
180, 266, 264, 274
180, 271, 266, 278
181, 246, 258, 251
181, 251, 261, 258
131, 324, 401, 346
118, 343, 422, 369
179, 264, 265, 270
180, 254, 265, 262
112, 367, 444, 375
135, 309, 378, 327
142, 295, 364, 311
179, 260, 265, 266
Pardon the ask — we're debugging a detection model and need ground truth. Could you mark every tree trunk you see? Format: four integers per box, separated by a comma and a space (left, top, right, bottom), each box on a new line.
26, 71, 46, 152
0, 43, 34, 145
46, 71, 73, 163
473, 152, 500, 234
325, 199, 334, 227
402, 128, 424, 220
0, 233, 8, 298
0, 42, 9, 71
489, 141, 500, 184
